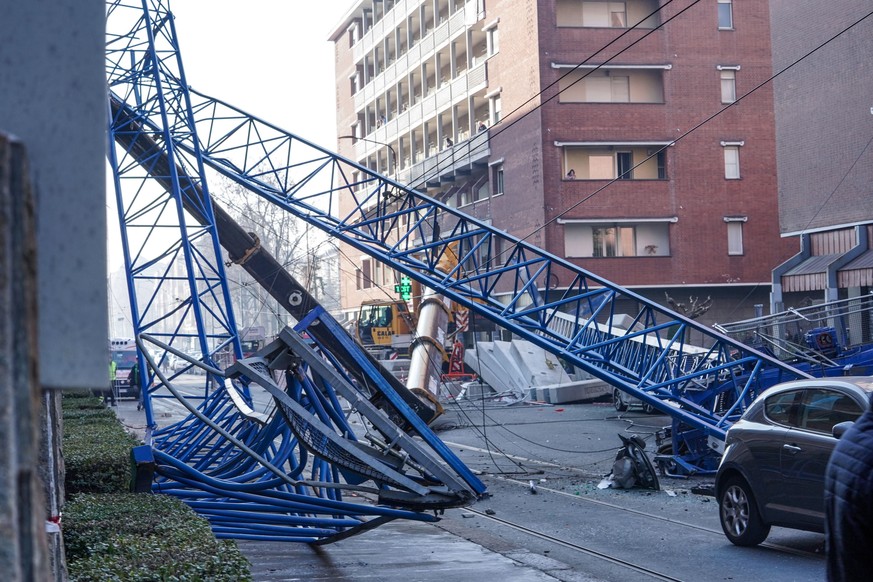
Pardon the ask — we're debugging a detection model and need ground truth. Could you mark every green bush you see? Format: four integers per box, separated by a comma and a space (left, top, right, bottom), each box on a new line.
63, 401, 141, 496
64, 494, 251, 582
61, 394, 251, 581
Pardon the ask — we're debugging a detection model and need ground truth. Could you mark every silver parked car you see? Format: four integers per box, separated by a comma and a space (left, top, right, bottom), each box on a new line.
715, 377, 873, 546
613, 387, 656, 414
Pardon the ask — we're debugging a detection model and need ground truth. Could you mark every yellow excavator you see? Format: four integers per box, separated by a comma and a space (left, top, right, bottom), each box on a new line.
355, 299, 416, 356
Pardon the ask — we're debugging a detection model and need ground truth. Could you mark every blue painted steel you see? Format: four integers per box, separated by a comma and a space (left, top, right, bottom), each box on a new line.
116, 77, 812, 465
142, 371, 454, 541
105, 0, 814, 476
295, 309, 487, 494
106, 0, 244, 429
106, 0, 487, 535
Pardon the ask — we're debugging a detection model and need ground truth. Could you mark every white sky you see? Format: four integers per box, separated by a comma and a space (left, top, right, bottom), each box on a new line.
170, 0, 349, 149
107, 0, 352, 269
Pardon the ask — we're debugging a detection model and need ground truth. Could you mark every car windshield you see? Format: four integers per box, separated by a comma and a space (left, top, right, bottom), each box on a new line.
112, 350, 137, 369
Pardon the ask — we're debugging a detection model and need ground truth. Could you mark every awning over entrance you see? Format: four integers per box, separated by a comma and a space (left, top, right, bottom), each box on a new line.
838, 249, 873, 288
781, 254, 842, 292
781, 251, 873, 292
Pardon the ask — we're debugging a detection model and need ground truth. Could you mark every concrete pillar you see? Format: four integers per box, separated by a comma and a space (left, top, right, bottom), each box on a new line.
0, 133, 51, 581
0, 2, 107, 579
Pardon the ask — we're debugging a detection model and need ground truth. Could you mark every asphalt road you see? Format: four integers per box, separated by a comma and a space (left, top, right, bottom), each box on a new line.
431, 398, 826, 582
116, 379, 828, 581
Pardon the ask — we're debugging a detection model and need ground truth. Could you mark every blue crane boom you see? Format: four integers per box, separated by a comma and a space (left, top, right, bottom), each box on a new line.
106, 0, 811, 472
105, 0, 822, 542
107, 0, 484, 544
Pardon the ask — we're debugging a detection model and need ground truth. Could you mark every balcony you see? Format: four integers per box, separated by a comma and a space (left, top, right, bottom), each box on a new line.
400, 131, 491, 189
353, 0, 482, 111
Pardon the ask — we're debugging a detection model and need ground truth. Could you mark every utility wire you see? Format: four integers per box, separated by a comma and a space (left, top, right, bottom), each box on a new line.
529, 8, 873, 241
397, 0, 697, 194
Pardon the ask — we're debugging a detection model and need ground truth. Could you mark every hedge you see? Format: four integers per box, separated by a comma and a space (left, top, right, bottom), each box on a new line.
64, 494, 251, 582
63, 394, 141, 496
62, 393, 252, 581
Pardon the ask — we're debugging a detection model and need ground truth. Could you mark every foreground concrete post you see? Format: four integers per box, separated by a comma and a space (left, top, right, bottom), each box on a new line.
0, 133, 51, 580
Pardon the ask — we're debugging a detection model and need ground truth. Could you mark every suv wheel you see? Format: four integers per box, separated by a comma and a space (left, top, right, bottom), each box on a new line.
613, 389, 628, 412
719, 476, 770, 546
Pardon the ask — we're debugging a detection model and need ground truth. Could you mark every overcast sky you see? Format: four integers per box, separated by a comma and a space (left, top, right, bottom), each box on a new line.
107, 0, 352, 269
170, 0, 349, 148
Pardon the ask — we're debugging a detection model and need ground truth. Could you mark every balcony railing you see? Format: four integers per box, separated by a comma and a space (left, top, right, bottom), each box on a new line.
361, 62, 487, 143
400, 131, 491, 189
352, 0, 481, 110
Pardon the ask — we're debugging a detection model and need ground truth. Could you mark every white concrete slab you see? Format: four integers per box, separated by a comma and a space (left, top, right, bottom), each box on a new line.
464, 342, 525, 395
511, 340, 573, 387
530, 379, 612, 404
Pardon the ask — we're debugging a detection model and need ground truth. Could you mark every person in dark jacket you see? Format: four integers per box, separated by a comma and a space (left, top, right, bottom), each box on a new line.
130, 361, 143, 411
824, 392, 873, 582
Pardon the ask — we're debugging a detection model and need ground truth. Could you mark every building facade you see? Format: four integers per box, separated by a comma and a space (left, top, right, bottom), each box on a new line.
769, 0, 873, 310
330, 0, 796, 328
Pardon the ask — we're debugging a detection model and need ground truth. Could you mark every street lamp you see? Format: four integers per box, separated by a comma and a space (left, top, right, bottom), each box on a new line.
337, 135, 397, 174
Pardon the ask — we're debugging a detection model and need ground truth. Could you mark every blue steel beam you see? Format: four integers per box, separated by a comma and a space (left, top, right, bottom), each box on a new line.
109, 0, 810, 484
106, 0, 243, 427
107, 0, 811, 471
125, 78, 810, 455
106, 0, 483, 544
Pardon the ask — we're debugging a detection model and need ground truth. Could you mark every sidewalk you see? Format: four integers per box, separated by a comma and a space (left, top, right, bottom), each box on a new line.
111, 398, 559, 582
236, 519, 559, 582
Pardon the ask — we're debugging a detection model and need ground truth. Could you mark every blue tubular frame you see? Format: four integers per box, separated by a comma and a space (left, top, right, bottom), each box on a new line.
136, 327, 477, 542
106, 0, 243, 428
124, 82, 810, 468
106, 1, 811, 475
107, 1, 485, 544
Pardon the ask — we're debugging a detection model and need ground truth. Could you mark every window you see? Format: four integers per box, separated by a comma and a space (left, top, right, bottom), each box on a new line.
489, 94, 502, 125
557, 0, 660, 28
487, 26, 499, 55
347, 20, 361, 48
593, 226, 635, 257
356, 258, 373, 290
557, 69, 664, 104
582, 2, 627, 27
374, 261, 385, 285
589, 155, 613, 179
473, 180, 490, 202
764, 390, 800, 426
720, 69, 736, 103
721, 141, 743, 178
801, 389, 863, 434
717, 0, 733, 29
764, 388, 863, 433
726, 220, 744, 255
563, 221, 671, 257
459, 187, 471, 206
561, 146, 668, 180
723, 144, 741, 179
617, 152, 632, 180
491, 163, 504, 196
584, 75, 629, 102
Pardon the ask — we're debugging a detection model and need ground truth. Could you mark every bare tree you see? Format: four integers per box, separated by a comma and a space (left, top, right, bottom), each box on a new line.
211, 175, 308, 338
665, 292, 713, 320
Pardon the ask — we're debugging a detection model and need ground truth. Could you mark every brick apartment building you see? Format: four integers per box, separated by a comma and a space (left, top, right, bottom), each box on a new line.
329, 0, 796, 328
769, 0, 873, 311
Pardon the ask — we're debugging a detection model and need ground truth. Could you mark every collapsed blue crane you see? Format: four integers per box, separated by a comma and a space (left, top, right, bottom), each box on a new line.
106, 0, 819, 540
106, 0, 483, 544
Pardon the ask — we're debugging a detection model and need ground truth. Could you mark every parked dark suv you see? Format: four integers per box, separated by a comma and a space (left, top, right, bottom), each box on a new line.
715, 377, 873, 546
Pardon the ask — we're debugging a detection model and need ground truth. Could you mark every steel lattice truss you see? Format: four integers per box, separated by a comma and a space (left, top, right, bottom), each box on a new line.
107, 1, 811, 477
107, 0, 483, 544
106, 0, 242, 405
